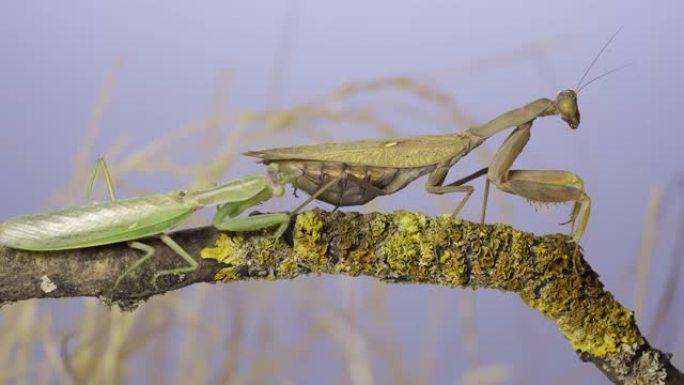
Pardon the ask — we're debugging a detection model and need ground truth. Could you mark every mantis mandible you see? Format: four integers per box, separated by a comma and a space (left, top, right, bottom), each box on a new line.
240, 31, 625, 259
0, 159, 293, 288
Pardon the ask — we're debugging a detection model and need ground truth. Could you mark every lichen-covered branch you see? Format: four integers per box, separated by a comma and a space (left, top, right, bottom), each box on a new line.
0, 209, 681, 384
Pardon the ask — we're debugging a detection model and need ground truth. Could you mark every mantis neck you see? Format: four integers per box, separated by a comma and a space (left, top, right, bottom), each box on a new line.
465, 98, 558, 139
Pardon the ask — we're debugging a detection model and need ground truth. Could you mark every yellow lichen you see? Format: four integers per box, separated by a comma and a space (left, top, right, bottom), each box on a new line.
383, 211, 431, 280
438, 249, 467, 287
252, 237, 280, 268
293, 210, 328, 274
554, 295, 644, 357
215, 267, 241, 282
276, 256, 298, 278
511, 235, 645, 358
201, 233, 247, 266
202, 210, 645, 360
369, 214, 388, 237
343, 247, 376, 276
332, 213, 377, 276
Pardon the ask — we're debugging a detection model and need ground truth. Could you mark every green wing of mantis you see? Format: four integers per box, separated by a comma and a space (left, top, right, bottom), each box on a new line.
0, 194, 197, 251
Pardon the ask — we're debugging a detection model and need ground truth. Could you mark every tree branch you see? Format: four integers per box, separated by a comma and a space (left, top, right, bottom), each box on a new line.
0, 209, 681, 384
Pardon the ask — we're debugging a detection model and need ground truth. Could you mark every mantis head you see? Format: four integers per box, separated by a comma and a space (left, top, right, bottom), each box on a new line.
556, 89, 580, 129
559, 28, 625, 131
266, 163, 297, 197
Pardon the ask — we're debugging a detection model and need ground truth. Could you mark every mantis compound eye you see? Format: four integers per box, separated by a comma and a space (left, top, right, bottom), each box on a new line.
557, 89, 580, 129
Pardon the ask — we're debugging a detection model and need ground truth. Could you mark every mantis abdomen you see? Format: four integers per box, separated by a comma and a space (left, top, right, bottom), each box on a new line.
273, 160, 435, 206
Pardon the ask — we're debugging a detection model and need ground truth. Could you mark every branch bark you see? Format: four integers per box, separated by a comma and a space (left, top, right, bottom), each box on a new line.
0, 209, 681, 385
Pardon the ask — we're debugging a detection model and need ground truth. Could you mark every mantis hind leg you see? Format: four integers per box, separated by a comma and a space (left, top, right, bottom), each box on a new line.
114, 241, 156, 290
151, 234, 199, 289
85, 158, 158, 288
86, 158, 199, 288
276, 173, 343, 237
114, 235, 198, 290
87, 157, 117, 201
289, 174, 344, 214
84, 157, 149, 289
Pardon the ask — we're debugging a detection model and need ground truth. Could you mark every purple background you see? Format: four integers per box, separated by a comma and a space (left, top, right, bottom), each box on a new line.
1, 1, 683, 384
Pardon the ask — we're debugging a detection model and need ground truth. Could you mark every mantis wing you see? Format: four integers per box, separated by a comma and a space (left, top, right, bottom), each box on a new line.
0, 193, 196, 251
245, 133, 478, 168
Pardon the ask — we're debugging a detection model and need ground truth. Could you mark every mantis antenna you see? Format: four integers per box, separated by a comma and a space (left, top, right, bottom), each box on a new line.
575, 26, 623, 91
576, 63, 630, 94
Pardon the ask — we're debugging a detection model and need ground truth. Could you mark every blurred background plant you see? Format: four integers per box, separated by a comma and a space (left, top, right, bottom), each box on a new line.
0, 1, 682, 384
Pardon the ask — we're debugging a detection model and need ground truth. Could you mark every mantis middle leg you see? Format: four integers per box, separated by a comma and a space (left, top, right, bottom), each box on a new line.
426, 166, 490, 219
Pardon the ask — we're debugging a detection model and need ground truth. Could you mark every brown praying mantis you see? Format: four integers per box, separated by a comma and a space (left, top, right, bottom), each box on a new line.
245, 91, 588, 241
237, 31, 625, 260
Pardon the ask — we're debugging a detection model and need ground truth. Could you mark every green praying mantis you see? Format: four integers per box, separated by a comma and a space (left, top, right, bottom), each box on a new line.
0, 31, 622, 288
0, 159, 294, 288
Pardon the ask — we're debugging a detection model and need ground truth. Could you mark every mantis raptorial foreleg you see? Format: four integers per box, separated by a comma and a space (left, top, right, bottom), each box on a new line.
211, 197, 292, 237
486, 123, 591, 255
423, 101, 560, 223
503, 170, 590, 236
213, 212, 292, 233
87, 158, 198, 289
212, 174, 344, 240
